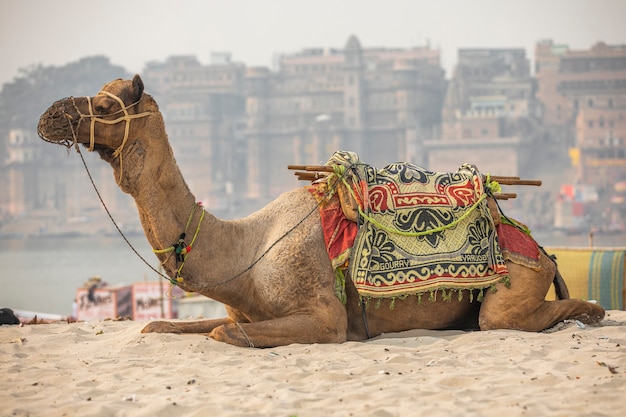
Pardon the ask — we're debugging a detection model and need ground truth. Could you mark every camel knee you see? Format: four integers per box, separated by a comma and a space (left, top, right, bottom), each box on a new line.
478, 312, 508, 331
478, 298, 544, 331
306, 296, 348, 343
308, 309, 348, 343
318, 318, 348, 343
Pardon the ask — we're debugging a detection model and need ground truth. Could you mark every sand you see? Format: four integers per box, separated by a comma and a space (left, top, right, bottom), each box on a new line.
1, 310, 625, 417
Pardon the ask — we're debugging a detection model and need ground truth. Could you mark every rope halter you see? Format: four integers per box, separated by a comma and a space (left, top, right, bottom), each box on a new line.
73, 89, 151, 184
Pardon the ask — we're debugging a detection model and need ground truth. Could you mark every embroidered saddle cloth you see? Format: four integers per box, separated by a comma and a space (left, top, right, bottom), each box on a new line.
321, 151, 509, 300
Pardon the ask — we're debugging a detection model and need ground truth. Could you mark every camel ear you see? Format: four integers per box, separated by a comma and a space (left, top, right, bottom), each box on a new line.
132, 74, 144, 100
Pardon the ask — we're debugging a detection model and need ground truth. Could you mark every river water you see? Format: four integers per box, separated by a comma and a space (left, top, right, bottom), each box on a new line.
1, 231, 624, 317
0, 235, 159, 316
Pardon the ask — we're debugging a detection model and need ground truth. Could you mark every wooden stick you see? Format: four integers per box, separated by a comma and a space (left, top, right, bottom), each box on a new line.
294, 171, 328, 181
483, 175, 541, 186
306, 166, 335, 172
494, 179, 542, 186
288, 165, 335, 172
493, 193, 517, 200
489, 175, 520, 182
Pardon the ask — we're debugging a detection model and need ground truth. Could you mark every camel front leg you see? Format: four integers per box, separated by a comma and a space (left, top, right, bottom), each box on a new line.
141, 317, 234, 334
210, 311, 348, 348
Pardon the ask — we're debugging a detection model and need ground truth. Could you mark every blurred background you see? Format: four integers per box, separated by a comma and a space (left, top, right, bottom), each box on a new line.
1, 0, 625, 316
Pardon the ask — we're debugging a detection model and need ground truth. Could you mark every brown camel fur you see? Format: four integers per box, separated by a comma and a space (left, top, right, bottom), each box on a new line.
37, 75, 605, 347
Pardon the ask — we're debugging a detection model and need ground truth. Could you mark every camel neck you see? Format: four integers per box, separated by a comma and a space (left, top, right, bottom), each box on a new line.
117, 130, 212, 289
111, 113, 246, 302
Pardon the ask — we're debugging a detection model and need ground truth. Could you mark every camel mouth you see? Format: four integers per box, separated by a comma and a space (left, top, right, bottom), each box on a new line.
37, 97, 83, 148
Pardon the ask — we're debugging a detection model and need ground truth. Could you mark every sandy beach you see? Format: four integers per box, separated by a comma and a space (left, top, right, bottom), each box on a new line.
1, 310, 625, 417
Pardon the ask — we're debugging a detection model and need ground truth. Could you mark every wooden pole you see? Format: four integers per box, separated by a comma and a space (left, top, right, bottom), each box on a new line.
493, 193, 518, 200
493, 179, 542, 186
290, 166, 541, 190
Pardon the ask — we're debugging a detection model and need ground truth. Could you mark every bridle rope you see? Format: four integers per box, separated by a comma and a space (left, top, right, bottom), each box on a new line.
73, 90, 151, 184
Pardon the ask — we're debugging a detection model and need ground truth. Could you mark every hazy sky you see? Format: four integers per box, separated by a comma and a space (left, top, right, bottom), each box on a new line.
1, 0, 625, 86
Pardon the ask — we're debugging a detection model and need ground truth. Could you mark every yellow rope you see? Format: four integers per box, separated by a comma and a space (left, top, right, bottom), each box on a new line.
358, 193, 487, 237
334, 165, 499, 237
174, 210, 205, 283
151, 203, 199, 254
484, 173, 502, 194
86, 96, 96, 152
76, 90, 151, 184
152, 203, 205, 284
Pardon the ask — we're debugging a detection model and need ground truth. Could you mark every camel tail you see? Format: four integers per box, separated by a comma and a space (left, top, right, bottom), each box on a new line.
553, 266, 571, 300
542, 248, 570, 300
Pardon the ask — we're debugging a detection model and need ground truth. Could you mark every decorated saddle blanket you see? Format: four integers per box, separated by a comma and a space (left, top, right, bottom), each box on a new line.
309, 151, 509, 301
495, 221, 541, 271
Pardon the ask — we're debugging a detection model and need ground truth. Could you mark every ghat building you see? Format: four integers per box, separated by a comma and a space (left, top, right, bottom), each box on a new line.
426, 48, 538, 177
2, 37, 624, 236
535, 40, 626, 189
142, 36, 446, 211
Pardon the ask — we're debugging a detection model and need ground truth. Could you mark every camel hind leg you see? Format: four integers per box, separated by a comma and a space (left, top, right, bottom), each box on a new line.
479, 251, 605, 332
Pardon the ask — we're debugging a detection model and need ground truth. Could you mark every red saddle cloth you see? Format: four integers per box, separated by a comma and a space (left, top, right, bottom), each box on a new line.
495, 222, 541, 270
306, 184, 358, 269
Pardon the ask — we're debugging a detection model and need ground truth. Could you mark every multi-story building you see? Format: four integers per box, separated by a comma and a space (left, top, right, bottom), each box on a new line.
4, 38, 623, 237
426, 48, 537, 176
142, 53, 248, 212
574, 107, 626, 188
535, 41, 626, 183
1, 129, 40, 217
535, 40, 626, 130
245, 35, 446, 199
536, 40, 626, 231
145, 36, 446, 206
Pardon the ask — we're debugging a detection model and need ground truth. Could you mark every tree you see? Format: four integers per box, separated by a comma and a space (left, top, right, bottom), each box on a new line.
0, 56, 130, 146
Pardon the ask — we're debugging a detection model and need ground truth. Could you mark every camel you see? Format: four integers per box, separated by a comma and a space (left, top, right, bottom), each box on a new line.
37, 75, 605, 348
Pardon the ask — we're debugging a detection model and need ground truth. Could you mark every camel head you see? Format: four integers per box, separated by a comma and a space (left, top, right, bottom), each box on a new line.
37, 75, 151, 163
37, 75, 168, 191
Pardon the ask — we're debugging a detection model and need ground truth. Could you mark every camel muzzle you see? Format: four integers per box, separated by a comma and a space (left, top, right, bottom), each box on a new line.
37, 97, 84, 148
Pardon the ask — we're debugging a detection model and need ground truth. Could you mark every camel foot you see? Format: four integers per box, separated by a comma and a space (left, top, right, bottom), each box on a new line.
572, 303, 606, 325
141, 321, 183, 334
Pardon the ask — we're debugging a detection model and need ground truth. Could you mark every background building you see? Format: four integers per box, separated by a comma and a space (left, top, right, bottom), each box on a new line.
144, 36, 446, 207
1, 38, 624, 236
426, 48, 538, 176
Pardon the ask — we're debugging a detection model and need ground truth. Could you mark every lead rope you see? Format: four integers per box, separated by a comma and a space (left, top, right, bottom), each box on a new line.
73, 144, 173, 283
70, 90, 350, 290
68, 93, 175, 285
